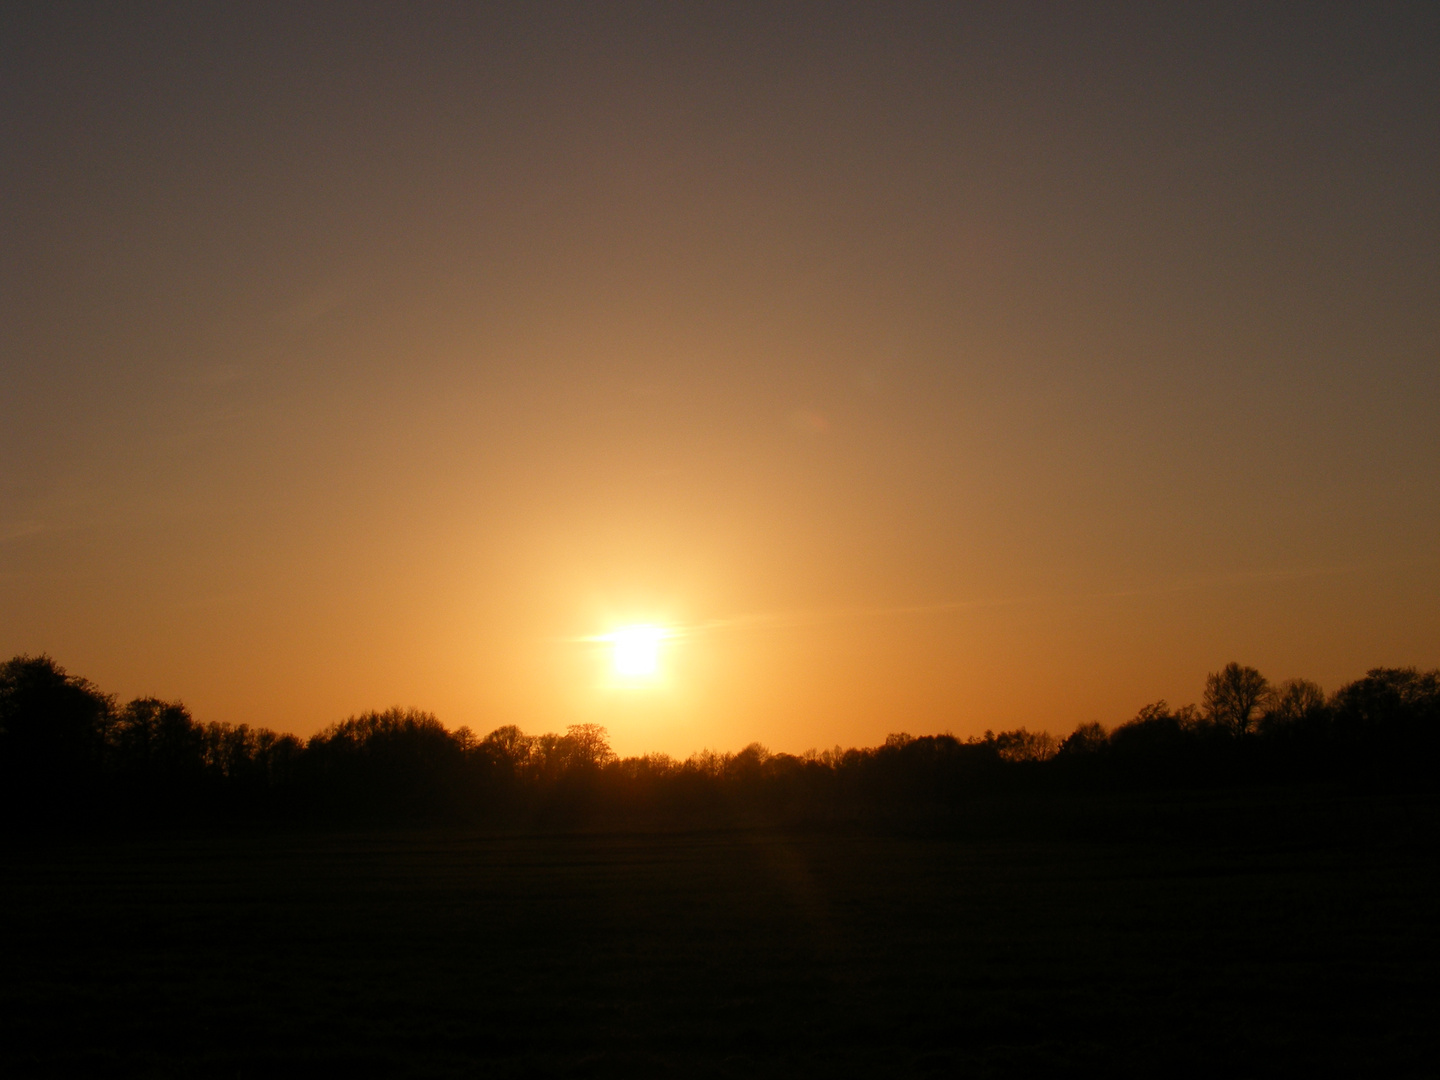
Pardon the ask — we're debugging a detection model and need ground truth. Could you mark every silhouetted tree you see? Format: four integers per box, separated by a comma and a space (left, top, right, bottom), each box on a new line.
1328, 668, 1440, 779
1059, 722, 1109, 756
303, 708, 463, 819
561, 724, 616, 769
1262, 679, 1327, 730
1106, 701, 1210, 783
480, 724, 532, 770
1331, 667, 1440, 728
201, 721, 303, 802
111, 697, 205, 782
5, 651, 1436, 833
686, 748, 726, 776
1203, 663, 1271, 736
994, 728, 1058, 763
729, 742, 771, 781
0, 654, 112, 818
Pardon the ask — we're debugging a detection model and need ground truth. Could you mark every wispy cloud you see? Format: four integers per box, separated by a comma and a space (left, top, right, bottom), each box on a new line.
553, 563, 1371, 643
1087, 563, 1367, 602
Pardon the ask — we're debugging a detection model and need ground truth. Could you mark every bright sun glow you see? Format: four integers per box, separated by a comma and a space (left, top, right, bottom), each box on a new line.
608, 624, 666, 678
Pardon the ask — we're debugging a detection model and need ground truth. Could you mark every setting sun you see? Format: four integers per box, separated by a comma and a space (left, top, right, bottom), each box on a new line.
608, 625, 667, 678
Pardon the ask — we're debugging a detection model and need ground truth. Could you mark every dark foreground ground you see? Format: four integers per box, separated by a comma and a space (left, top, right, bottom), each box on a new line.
4, 789, 1438, 1077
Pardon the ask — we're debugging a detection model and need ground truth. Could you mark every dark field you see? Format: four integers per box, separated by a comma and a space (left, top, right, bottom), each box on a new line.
4, 792, 1438, 1077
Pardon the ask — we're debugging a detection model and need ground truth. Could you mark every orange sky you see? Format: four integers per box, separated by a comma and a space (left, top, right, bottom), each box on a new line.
3, 5, 1438, 757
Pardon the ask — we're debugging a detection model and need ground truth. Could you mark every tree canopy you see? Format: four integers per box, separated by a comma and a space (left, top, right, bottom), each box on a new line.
2, 654, 1436, 831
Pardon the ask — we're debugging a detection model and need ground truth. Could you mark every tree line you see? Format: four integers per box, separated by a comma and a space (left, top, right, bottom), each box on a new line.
1, 655, 1435, 830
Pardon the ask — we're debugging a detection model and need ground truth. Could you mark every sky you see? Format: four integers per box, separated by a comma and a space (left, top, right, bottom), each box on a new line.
3, 2, 1438, 757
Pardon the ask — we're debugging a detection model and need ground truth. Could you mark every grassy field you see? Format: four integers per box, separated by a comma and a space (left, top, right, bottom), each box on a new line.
4, 791, 1437, 1076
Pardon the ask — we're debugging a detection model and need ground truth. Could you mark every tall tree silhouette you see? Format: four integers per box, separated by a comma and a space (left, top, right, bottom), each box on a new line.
1203, 663, 1271, 736
0, 655, 112, 818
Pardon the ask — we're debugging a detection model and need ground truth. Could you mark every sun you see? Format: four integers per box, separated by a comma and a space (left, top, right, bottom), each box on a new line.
607, 624, 666, 678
